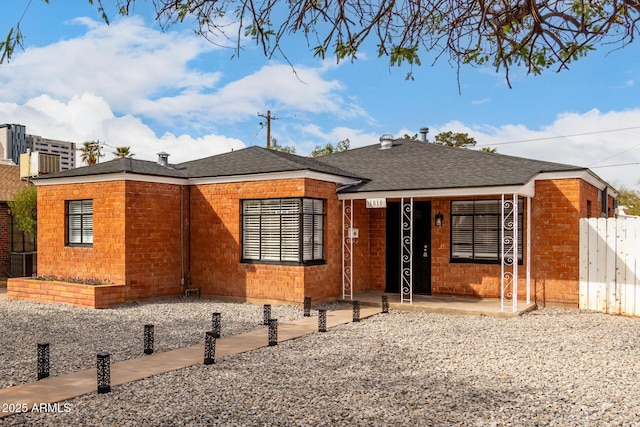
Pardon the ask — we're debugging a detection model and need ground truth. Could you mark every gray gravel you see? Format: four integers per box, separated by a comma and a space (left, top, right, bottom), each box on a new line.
2, 301, 640, 426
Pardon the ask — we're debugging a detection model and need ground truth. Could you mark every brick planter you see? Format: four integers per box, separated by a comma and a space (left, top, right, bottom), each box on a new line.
7, 278, 125, 309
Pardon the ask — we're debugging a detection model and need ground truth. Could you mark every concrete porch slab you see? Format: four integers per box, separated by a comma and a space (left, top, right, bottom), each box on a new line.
341, 290, 537, 318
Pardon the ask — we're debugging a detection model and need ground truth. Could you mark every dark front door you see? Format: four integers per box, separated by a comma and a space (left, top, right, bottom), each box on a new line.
385, 201, 432, 295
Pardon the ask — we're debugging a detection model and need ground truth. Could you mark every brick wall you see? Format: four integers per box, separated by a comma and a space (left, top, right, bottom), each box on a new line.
8, 277, 125, 308
352, 178, 607, 306
37, 182, 127, 284
0, 203, 9, 277
124, 181, 185, 300
190, 178, 341, 304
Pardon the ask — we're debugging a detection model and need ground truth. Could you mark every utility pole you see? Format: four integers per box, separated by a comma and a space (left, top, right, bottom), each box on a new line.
257, 110, 279, 149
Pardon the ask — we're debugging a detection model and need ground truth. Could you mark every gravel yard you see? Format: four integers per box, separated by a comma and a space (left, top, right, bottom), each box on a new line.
2, 299, 640, 426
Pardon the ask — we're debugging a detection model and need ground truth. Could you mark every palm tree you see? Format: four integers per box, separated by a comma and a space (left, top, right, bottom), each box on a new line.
80, 141, 99, 165
113, 146, 133, 158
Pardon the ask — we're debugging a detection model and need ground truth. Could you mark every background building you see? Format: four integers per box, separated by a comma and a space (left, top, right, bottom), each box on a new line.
0, 124, 76, 171
26, 134, 76, 170
0, 124, 27, 166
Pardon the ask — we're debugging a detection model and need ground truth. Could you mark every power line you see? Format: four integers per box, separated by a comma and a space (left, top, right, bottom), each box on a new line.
589, 162, 640, 169
476, 125, 640, 147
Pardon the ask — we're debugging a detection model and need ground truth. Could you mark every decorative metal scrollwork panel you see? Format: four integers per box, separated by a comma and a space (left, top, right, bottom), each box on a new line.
401, 198, 413, 304
342, 200, 354, 300
501, 194, 519, 311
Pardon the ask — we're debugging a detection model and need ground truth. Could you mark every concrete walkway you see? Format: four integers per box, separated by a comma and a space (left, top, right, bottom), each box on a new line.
0, 306, 381, 418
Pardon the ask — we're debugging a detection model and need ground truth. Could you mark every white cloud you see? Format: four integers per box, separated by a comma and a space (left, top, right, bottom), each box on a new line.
431, 109, 640, 190
0, 94, 245, 164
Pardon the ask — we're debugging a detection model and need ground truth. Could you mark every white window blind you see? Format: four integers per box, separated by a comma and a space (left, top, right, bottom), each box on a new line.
67, 200, 93, 245
451, 199, 523, 263
242, 198, 324, 264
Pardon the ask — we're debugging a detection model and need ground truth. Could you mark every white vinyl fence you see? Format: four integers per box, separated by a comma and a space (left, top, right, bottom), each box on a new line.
579, 217, 640, 316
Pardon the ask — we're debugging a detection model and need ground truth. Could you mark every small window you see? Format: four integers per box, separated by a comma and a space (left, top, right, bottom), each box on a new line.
67, 200, 93, 246
242, 198, 325, 265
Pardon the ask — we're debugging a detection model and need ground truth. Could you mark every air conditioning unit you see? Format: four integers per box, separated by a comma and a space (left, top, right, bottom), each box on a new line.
20, 151, 60, 178
10, 252, 37, 277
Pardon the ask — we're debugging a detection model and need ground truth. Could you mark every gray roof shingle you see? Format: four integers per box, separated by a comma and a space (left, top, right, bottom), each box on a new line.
317, 139, 586, 193
35, 157, 188, 180
178, 146, 363, 179
35, 140, 595, 194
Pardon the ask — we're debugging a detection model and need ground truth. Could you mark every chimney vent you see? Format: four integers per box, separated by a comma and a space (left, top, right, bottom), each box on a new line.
379, 134, 394, 150
419, 127, 429, 142
157, 152, 170, 167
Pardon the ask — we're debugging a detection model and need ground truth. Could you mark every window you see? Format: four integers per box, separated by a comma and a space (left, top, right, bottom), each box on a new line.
451, 199, 523, 263
242, 198, 324, 264
8, 215, 36, 252
67, 200, 93, 246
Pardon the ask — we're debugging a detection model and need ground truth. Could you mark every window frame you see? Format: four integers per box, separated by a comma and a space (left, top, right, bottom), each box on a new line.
66, 199, 94, 247
8, 214, 36, 252
241, 197, 325, 266
450, 199, 524, 265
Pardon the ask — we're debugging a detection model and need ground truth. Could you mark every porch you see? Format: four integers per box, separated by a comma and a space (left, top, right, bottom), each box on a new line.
342, 290, 537, 318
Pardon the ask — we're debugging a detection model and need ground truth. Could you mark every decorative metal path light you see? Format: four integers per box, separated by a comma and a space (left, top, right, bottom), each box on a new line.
303, 296, 311, 317
204, 331, 216, 365
144, 324, 154, 355
268, 318, 278, 346
211, 312, 221, 338
263, 304, 271, 326
381, 295, 389, 314
37, 343, 50, 380
318, 309, 327, 333
96, 352, 111, 394
352, 300, 360, 323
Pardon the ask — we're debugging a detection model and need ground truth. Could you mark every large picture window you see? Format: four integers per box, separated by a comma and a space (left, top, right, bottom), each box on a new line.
242, 198, 324, 264
451, 199, 523, 263
67, 200, 93, 246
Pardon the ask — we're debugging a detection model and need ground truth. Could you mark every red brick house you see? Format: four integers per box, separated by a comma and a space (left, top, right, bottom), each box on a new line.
24, 138, 616, 308
0, 164, 35, 278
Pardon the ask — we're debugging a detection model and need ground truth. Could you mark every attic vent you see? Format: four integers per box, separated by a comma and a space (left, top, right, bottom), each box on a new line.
379, 134, 394, 149
157, 151, 170, 167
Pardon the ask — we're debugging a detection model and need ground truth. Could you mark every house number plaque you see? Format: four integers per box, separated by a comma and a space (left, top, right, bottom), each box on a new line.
366, 198, 387, 208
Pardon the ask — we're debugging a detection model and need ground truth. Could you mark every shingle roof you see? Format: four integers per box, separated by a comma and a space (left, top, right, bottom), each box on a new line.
34, 140, 593, 194
0, 164, 28, 201
35, 157, 188, 180
317, 139, 586, 193
177, 146, 363, 179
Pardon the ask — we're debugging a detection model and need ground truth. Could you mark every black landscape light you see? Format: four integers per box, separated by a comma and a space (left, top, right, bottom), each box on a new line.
268, 318, 278, 346
37, 343, 50, 380
97, 352, 111, 394
211, 312, 221, 338
318, 309, 327, 333
144, 324, 154, 355
204, 331, 216, 365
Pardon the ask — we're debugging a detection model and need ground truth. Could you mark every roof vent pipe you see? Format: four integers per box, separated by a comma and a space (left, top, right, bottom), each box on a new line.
379, 133, 394, 149
157, 151, 170, 167
419, 127, 429, 142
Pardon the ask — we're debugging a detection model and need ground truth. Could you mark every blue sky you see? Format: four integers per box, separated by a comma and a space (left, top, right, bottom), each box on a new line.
1, 1, 640, 190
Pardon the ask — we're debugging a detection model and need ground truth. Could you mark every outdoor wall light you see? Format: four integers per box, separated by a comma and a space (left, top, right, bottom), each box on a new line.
435, 212, 444, 227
